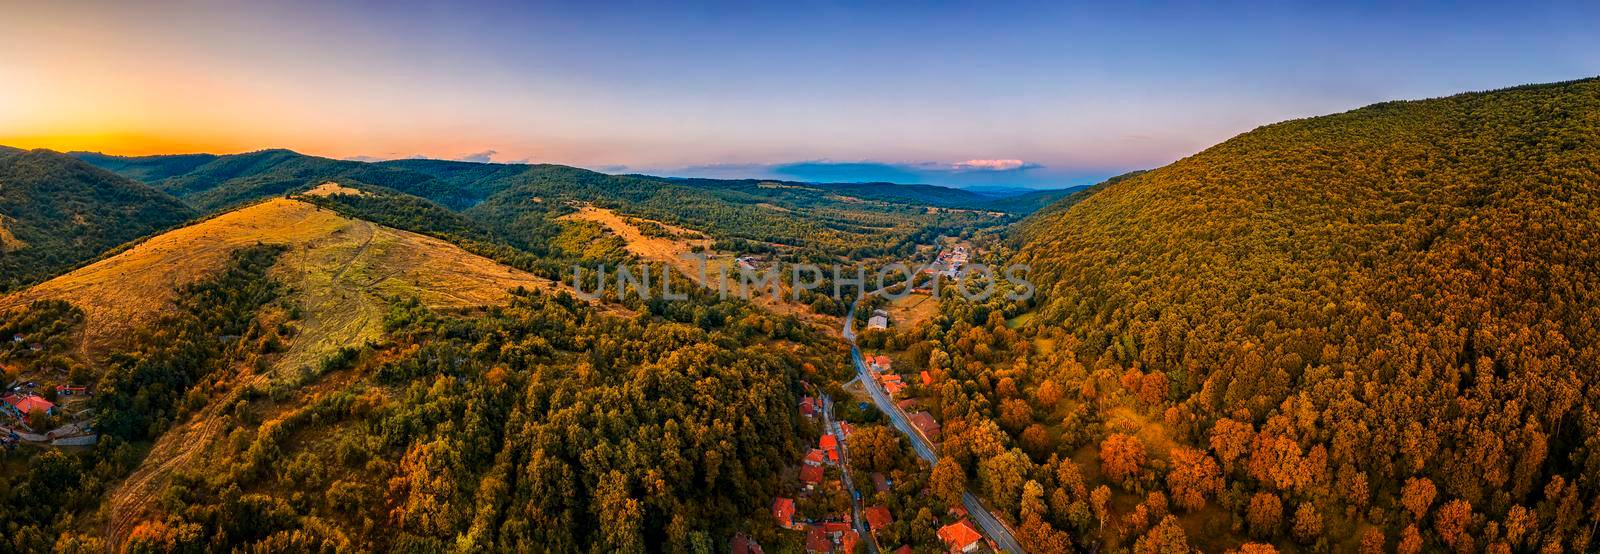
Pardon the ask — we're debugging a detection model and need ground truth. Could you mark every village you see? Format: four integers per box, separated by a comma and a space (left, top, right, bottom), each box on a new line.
738, 242, 1004, 554
0, 333, 99, 450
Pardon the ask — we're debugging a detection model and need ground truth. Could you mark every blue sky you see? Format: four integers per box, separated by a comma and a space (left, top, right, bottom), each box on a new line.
4, 1, 1598, 188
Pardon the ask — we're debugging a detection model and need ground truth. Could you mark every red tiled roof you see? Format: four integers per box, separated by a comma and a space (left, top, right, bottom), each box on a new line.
874, 355, 891, 368
800, 464, 825, 486
731, 533, 764, 554
864, 505, 892, 531
772, 497, 796, 527
884, 381, 906, 396
2, 394, 53, 414
819, 434, 838, 449
871, 472, 890, 493
921, 370, 933, 385
838, 422, 853, 437
805, 528, 831, 553
841, 530, 860, 553
893, 546, 913, 554
908, 411, 941, 439
804, 449, 826, 465
938, 520, 983, 550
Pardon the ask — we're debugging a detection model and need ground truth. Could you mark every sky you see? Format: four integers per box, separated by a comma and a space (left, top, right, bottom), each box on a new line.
2, 1, 1597, 189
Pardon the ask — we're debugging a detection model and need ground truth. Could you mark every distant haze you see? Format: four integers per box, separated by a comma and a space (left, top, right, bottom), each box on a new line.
2, 1, 1596, 188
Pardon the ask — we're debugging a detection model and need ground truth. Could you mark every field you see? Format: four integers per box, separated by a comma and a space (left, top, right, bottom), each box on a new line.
882, 291, 939, 330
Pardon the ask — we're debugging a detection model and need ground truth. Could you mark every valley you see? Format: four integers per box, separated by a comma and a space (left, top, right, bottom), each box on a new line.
1, 77, 1599, 554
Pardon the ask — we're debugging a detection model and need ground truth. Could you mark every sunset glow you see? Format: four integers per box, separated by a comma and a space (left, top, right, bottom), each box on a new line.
4, 1, 1597, 187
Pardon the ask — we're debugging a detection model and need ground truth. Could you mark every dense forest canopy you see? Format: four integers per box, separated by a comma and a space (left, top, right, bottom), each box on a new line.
0, 147, 196, 292
894, 78, 1600, 552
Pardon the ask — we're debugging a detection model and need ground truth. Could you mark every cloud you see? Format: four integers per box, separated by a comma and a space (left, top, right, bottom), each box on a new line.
952, 159, 1040, 172
343, 155, 387, 163
458, 149, 498, 163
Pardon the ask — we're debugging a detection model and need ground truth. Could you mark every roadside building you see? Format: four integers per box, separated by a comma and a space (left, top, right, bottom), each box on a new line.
864, 505, 892, 533
804, 448, 826, 466
805, 528, 832, 553
820, 434, 840, 464
937, 520, 984, 553
908, 411, 942, 441
800, 464, 825, 490
921, 370, 934, 386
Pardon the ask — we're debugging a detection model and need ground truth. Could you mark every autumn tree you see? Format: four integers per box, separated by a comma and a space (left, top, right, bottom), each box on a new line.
1401, 477, 1437, 521
1435, 499, 1473, 551
1100, 433, 1147, 485
1397, 524, 1423, 554
1291, 503, 1323, 544
1359, 527, 1384, 554
1246, 492, 1282, 539
930, 461, 967, 508
1167, 447, 1223, 512
1209, 418, 1253, 470
1134, 515, 1192, 554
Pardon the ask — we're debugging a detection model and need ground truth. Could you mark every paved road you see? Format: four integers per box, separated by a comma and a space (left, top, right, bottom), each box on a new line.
821, 394, 878, 554
843, 301, 1027, 554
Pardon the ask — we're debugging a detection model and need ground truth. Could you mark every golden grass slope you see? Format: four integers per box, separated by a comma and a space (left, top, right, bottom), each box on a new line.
0, 197, 556, 361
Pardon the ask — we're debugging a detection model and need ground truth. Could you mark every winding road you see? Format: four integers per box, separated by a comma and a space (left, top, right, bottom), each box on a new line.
843, 300, 1027, 553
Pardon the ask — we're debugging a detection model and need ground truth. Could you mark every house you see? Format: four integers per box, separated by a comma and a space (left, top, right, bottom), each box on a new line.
938, 520, 984, 553
820, 522, 858, 551
864, 505, 892, 532
921, 370, 934, 386
800, 464, 825, 489
800, 396, 818, 417
908, 411, 941, 440
10, 334, 22, 343
1, 394, 55, 417
820, 434, 840, 463
773, 497, 798, 529
730, 533, 764, 554
804, 448, 826, 466
840, 529, 860, 553
893, 546, 914, 554
883, 380, 906, 397
55, 385, 88, 396
804, 528, 832, 553
871, 472, 890, 494
874, 355, 892, 371
867, 314, 888, 330
838, 422, 853, 438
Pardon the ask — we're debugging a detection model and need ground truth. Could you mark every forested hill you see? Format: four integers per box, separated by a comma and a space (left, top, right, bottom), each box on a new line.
0, 147, 196, 291
1011, 78, 1600, 550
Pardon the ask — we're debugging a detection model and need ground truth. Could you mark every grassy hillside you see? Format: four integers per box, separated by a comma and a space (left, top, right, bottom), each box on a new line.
0, 197, 561, 361
0, 147, 197, 292
894, 79, 1600, 552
